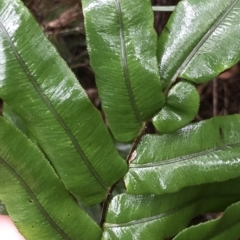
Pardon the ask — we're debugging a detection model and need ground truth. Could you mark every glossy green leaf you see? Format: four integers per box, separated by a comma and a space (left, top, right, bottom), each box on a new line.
103, 178, 240, 240
158, 0, 240, 91
125, 115, 240, 195
174, 201, 240, 240
153, 81, 199, 133
0, 0, 127, 205
0, 117, 101, 240
82, 0, 164, 142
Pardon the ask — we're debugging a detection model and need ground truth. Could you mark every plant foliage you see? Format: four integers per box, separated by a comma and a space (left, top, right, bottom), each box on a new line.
0, 0, 240, 239
0, 0, 127, 206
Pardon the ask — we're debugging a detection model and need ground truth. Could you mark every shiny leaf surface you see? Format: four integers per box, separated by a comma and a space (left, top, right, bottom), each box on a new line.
0, 0, 127, 205
125, 115, 240, 195
158, 0, 240, 90
0, 118, 102, 240
174, 201, 240, 240
0, 0, 126, 204
82, 0, 164, 142
153, 81, 199, 133
103, 178, 240, 240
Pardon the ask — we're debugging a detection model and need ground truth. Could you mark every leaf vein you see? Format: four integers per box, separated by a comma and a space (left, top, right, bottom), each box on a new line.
169, 0, 240, 88
0, 21, 107, 190
114, 0, 142, 124
0, 156, 71, 239
130, 142, 240, 168
104, 194, 238, 228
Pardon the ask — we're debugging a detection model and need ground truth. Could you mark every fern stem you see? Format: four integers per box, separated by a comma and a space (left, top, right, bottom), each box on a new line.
126, 121, 149, 164
100, 122, 149, 227
100, 181, 119, 228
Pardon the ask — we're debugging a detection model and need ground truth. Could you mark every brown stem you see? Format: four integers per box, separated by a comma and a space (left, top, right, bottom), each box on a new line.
126, 121, 149, 163
100, 180, 119, 227
100, 121, 149, 227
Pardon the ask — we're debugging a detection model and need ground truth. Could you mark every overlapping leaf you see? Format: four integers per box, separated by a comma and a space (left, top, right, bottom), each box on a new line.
82, 0, 164, 142
0, 118, 101, 240
0, 0, 127, 205
102, 178, 240, 240
174, 201, 240, 240
153, 81, 199, 133
158, 0, 240, 91
125, 115, 240, 195
3, 103, 28, 135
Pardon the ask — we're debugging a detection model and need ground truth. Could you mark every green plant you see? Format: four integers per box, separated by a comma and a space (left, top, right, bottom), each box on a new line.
1, 0, 240, 239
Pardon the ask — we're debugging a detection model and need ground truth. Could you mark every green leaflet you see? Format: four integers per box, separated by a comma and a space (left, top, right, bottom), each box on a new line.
82, 0, 164, 142
174, 201, 240, 240
153, 81, 199, 133
158, 0, 240, 91
102, 178, 240, 240
125, 115, 240, 195
0, 0, 127, 205
0, 118, 101, 240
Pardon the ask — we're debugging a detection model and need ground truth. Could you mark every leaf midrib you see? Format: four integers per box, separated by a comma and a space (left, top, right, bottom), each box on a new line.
130, 142, 240, 168
114, 0, 142, 124
0, 156, 70, 239
168, 0, 240, 88
0, 21, 107, 190
104, 193, 239, 228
